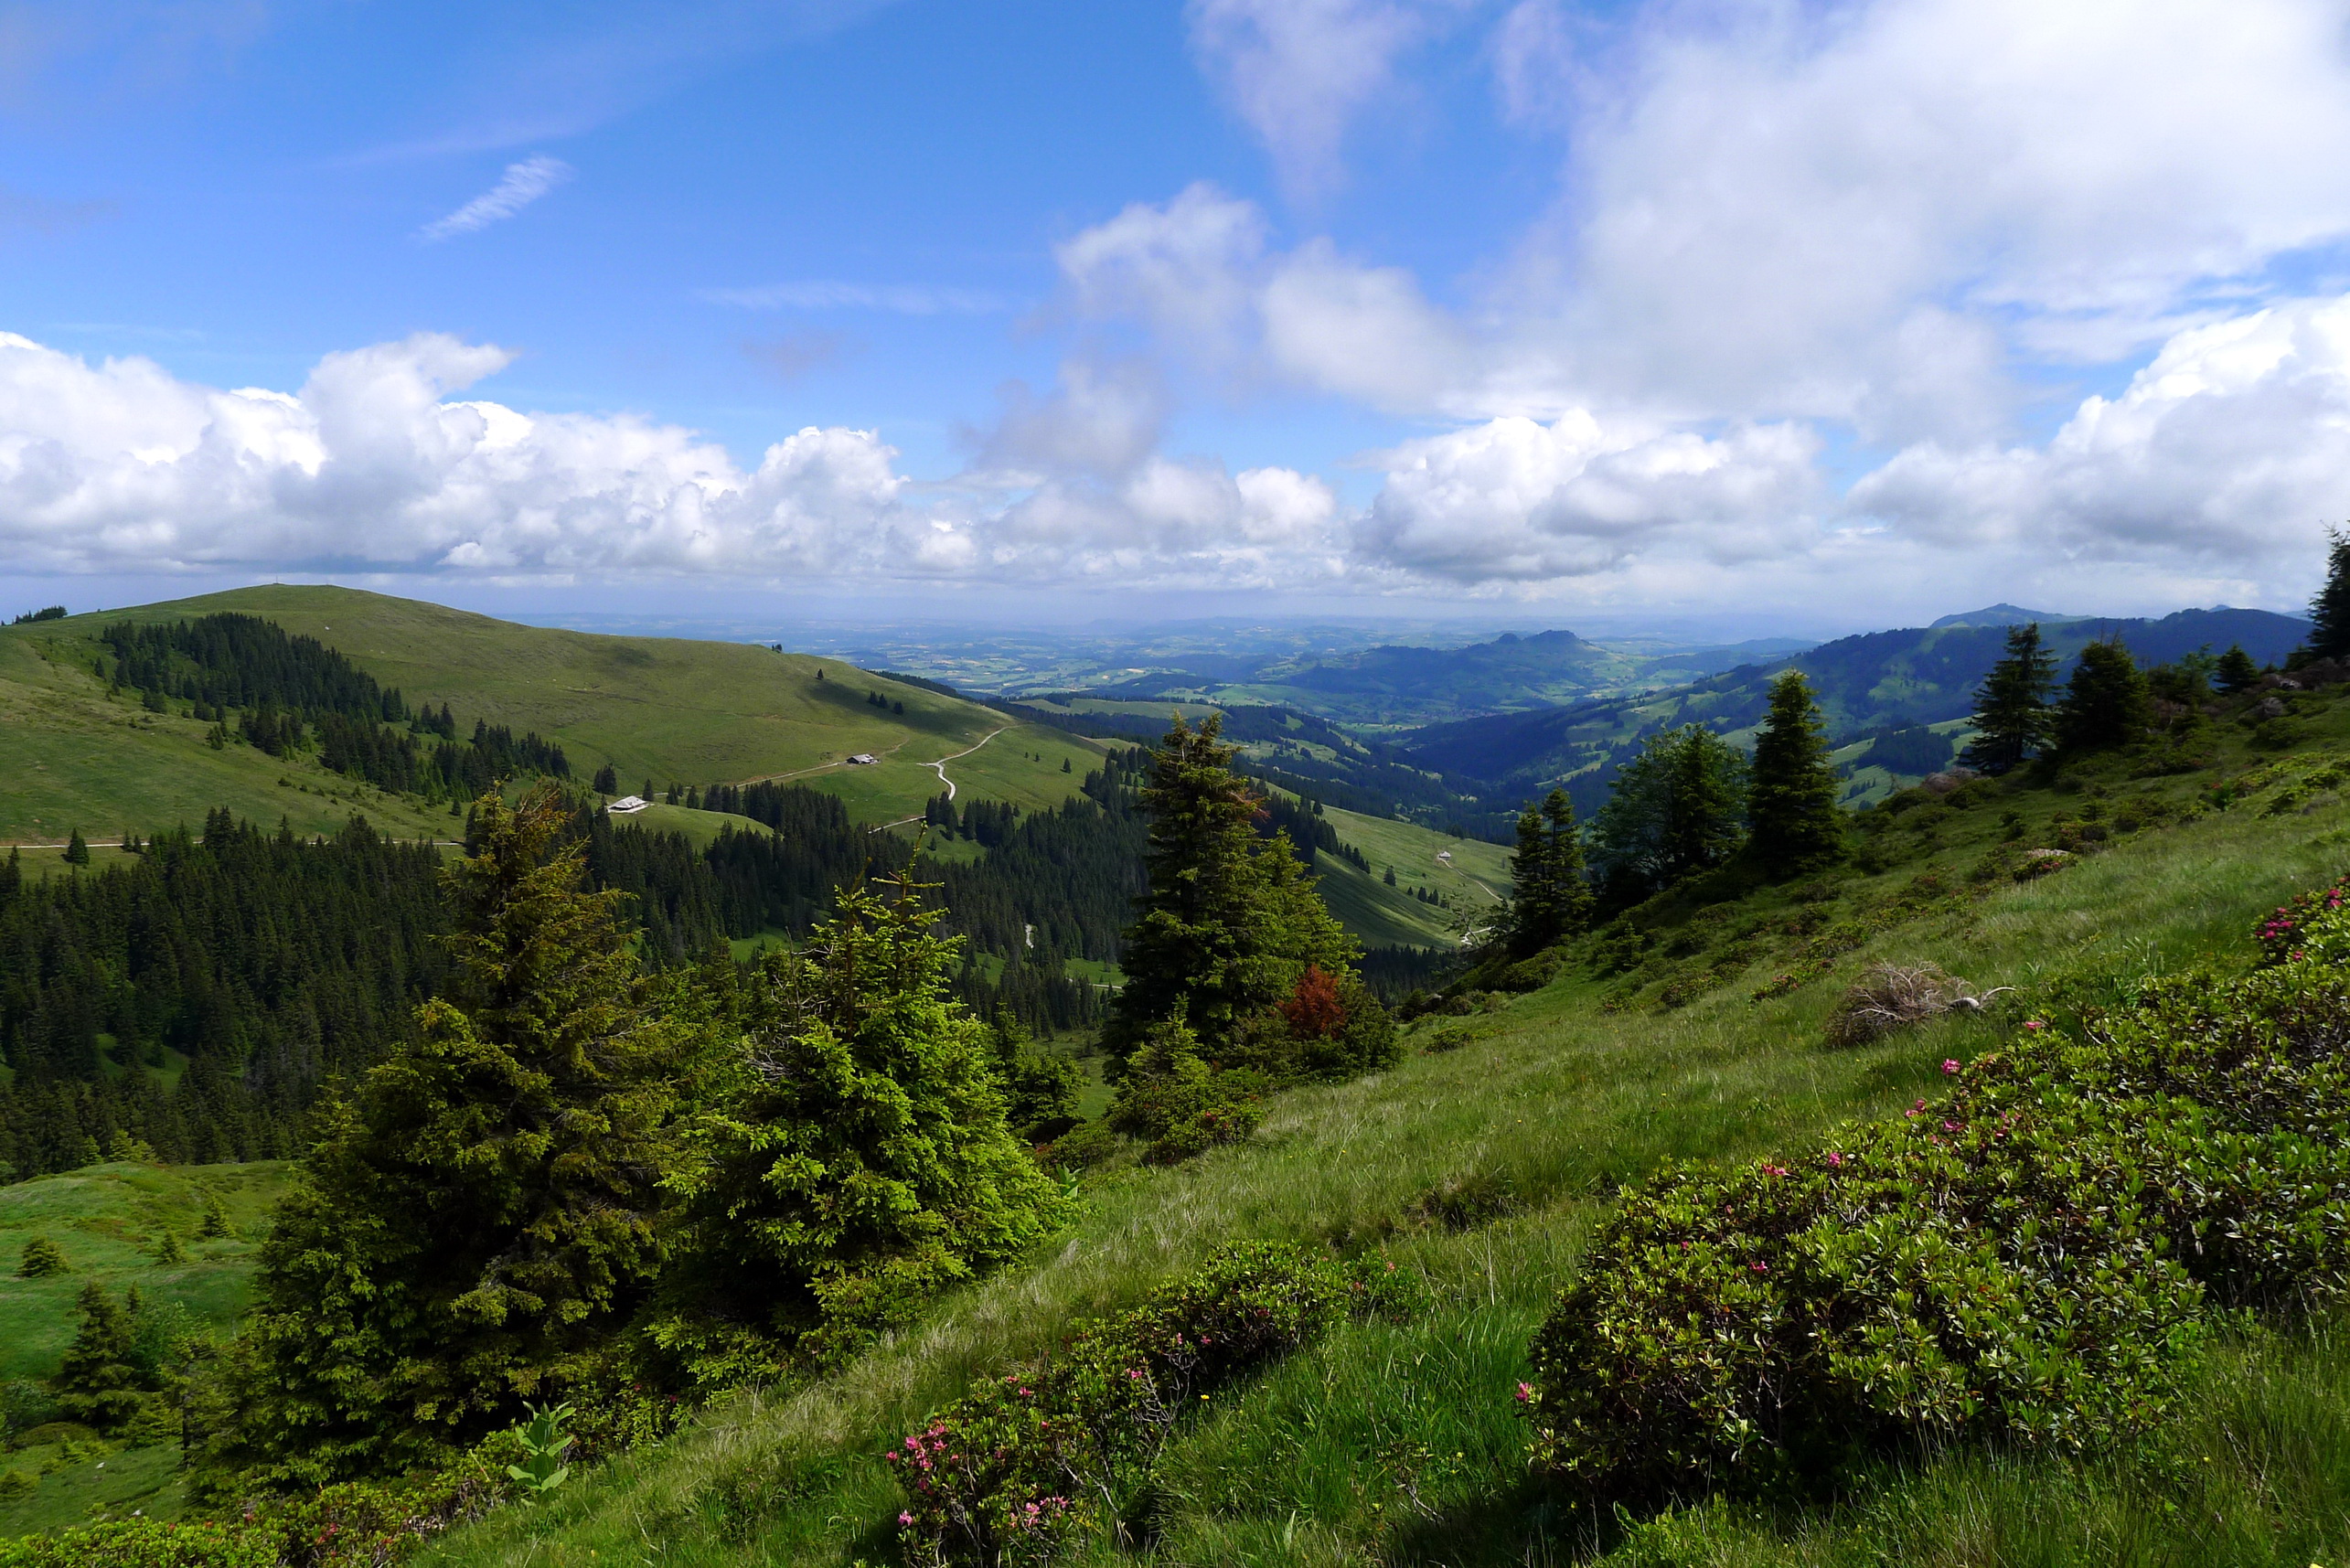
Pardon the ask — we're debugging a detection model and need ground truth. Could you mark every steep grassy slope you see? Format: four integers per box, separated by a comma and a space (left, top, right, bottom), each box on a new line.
0, 1161, 288, 1381
2, 588, 1109, 840
407, 701, 2350, 1566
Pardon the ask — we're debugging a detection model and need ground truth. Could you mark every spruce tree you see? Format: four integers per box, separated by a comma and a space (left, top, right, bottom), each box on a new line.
2216, 643, 2261, 695
64, 829, 88, 867
1506, 789, 1592, 957
1746, 670, 1845, 877
1961, 623, 2058, 773
208, 784, 681, 1486
649, 876, 1060, 1385
1107, 716, 1358, 1062
2055, 640, 2154, 754
52, 1283, 149, 1431
2312, 527, 2350, 662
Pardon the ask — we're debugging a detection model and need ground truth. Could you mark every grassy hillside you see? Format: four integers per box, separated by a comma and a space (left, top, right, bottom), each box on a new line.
0, 624, 453, 850
0, 1161, 287, 1382
390, 695, 2350, 1566
2, 588, 1108, 842
0, 1162, 291, 1538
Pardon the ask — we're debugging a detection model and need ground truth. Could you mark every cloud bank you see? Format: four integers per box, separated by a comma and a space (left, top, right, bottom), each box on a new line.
6, 283, 2350, 606
0, 331, 1343, 588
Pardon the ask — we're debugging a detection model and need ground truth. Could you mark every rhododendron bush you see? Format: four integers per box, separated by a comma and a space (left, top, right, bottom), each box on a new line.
1524, 875, 2350, 1496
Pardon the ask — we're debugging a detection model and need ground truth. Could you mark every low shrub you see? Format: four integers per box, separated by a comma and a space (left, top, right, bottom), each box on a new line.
1525, 883, 2350, 1499
0, 1522, 273, 1568
235, 1455, 507, 1568
891, 1243, 1389, 1564
16, 1237, 67, 1278
2253, 878, 2350, 965
1106, 1020, 1269, 1164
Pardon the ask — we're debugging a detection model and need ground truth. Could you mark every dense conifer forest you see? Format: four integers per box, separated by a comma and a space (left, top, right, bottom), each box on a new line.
0, 816, 446, 1180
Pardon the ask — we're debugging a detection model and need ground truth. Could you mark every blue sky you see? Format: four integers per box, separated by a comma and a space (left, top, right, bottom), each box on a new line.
6, 0, 2350, 635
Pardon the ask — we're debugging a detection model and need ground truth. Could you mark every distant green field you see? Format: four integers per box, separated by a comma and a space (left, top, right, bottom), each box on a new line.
2, 587, 1110, 841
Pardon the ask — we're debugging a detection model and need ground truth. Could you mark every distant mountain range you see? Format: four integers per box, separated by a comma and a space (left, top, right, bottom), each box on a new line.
1402, 605, 2312, 809
1075, 627, 1817, 725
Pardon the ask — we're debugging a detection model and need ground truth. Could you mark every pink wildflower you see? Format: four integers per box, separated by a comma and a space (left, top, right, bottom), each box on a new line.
1515, 1381, 1533, 1402
899, 1512, 913, 1527
1942, 1059, 1960, 1074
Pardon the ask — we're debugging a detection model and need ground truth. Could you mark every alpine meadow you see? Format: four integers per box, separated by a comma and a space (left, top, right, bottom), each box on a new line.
8, 4, 2350, 1564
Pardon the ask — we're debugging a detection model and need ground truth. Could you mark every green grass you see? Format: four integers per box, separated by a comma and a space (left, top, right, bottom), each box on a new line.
408, 702, 2350, 1568
3, 587, 1110, 840
0, 1162, 289, 1383
0, 1438, 186, 1538
0, 1163, 292, 1540
0, 623, 453, 849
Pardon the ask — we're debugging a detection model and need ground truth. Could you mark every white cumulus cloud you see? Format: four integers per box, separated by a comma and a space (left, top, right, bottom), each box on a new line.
0, 331, 1350, 590
419, 156, 573, 241
1852, 293, 2350, 565
1363, 411, 1822, 581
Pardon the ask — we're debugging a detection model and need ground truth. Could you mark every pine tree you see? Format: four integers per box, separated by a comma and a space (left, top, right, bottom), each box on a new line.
2312, 527, 2350, 662
207, 784, 682, 1487
2216, 643, 2261, 695
1961, 623, 2058, 773
591, 763, 618, 794
1746, 670, 1845, 877
648, 876, 1061, 1384
1505, 789, 1592, 957
64, 829, 89, 867
52, 1283, 149, 1431
2056, 640, 2154, 754
1107, 716, 1359, 1062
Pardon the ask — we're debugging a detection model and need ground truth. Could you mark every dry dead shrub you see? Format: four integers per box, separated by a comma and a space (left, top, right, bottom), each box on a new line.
1824, 962, 2010, 1048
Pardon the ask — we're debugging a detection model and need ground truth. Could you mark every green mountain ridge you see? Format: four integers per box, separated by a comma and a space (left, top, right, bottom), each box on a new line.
1405, 604, 2311, 808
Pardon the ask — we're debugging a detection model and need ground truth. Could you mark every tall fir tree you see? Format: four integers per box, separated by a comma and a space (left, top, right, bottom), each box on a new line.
2216, 643, 2261, 695
2055, 640, 2154, 754
647, 874, 1060, 1387
204, 784, 682, 1488
1106, 716, 1358, 1063
1746, 670, 1845, 877
2311, 527, 2350, 663
1505, 789, 1592, 957
1961, 622, 2058, 773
